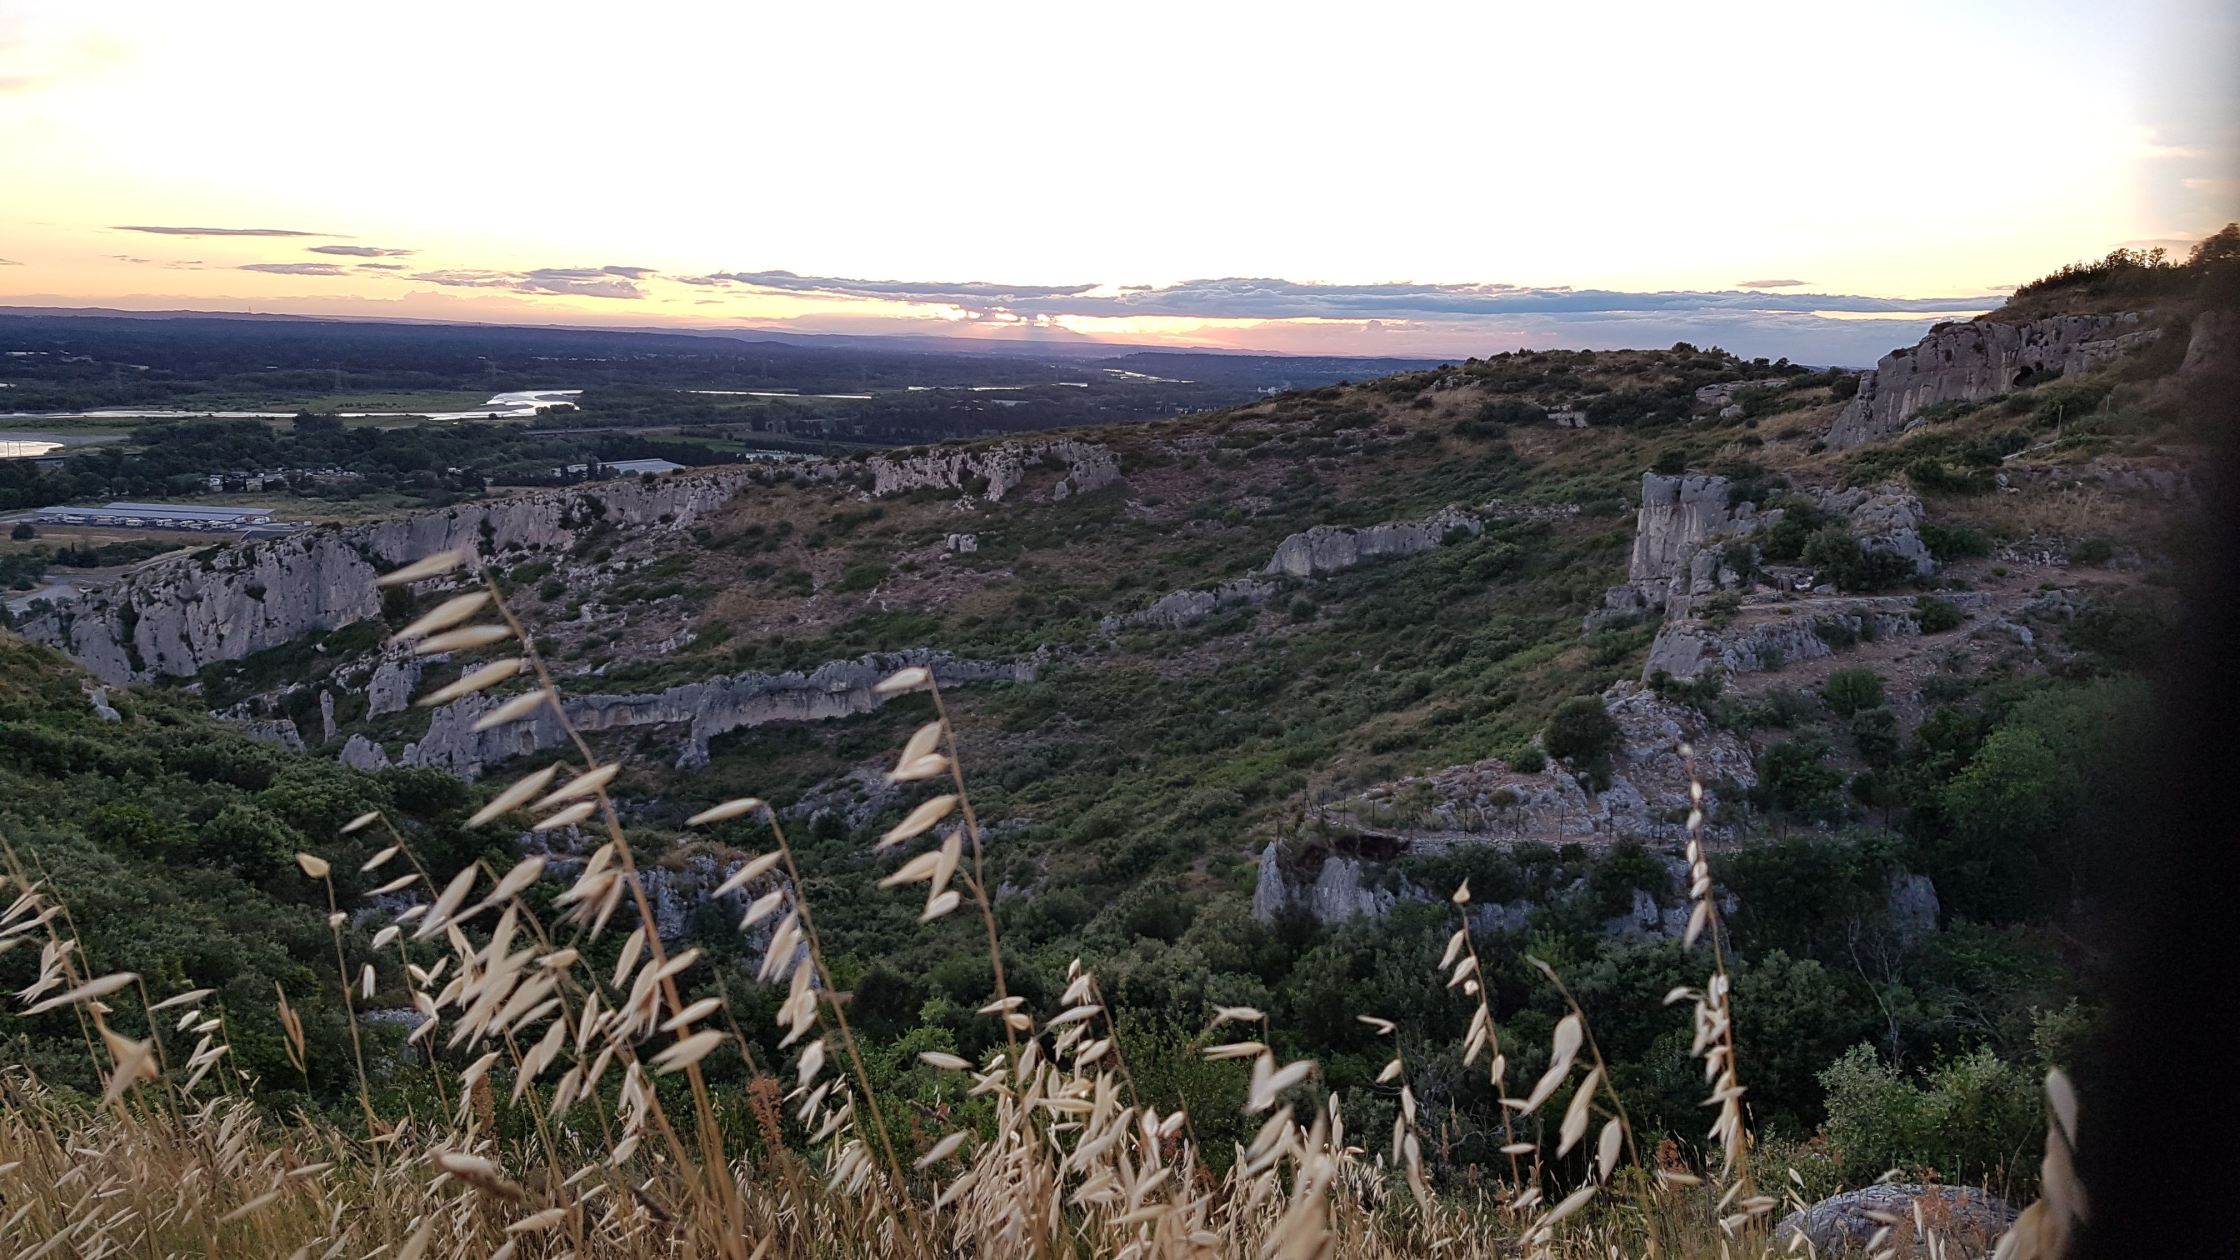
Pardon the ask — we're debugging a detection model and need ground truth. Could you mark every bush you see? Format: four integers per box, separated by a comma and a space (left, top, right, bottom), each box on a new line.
1756, 737, 1844, 822
1920, 521, 1991, 562
1915, 596, 1965, 633
1506, 747, 1547, 773
9, 522, 32, 541
840, 562, 890, 591
1803, 530, 1918, 592
1543, 696, 1618, 763
2068, 537, 2113, 567
1850, 706, 1899, 762
1822, 667, 1886, 716
1819, 1044, 2045, 1188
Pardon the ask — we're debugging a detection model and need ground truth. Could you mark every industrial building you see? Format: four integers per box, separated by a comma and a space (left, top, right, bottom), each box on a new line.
32, 501, 280, 531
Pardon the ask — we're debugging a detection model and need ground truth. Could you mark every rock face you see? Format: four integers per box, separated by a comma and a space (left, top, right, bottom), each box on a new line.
1102, 579, 1278, 633
1265, 506, 1482, 578
18, 469, 758, 684
1826, 314, 2159, 449
363, 650, 1037, 779
1642, 589, 1996, 681
365, 652, 423, 719
1775, 1185, 2014, 1255
1318, 683, 1756, 851
1252, 844, 1426, 924
865, 438, 1119, 502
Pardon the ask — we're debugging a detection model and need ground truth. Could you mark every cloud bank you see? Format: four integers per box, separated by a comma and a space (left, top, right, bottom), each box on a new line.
116, 225, 327, 237
307, 244, 414, 258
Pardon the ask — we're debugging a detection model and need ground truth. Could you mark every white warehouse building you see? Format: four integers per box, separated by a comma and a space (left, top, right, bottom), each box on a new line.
32, 501, 278, 531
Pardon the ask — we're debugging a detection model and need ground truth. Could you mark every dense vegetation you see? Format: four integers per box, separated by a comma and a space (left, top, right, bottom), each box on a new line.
2, 237, 2225, 1225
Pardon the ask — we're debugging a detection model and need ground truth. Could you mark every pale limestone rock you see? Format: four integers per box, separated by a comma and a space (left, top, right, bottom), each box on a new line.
1826, 314, 2160, 449
865, 438, 1118, 502
338, 734, 393, 771
1694, 379, 1789, 407
1264, 506, 1481, 578
240, 719, 306, 752
319, 690, 337, 744
399, 650, 1037, 779
2181, 307, 2238, 380
19, 468, 757, 684
83, 685, 120, 722
1102, 579, 1277, 633
365, 652, 423, 718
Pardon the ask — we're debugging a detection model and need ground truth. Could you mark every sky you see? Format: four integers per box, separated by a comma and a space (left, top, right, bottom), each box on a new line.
1, 0, 2234, 366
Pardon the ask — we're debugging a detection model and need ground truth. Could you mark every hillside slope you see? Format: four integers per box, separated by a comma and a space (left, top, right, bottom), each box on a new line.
2, 232, 2231, 1167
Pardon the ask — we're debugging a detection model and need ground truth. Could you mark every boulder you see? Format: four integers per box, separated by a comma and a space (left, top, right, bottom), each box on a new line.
1775, 1185, 2014, 1255
1102, 579, 1277, 632
1265, 506, 1482, 578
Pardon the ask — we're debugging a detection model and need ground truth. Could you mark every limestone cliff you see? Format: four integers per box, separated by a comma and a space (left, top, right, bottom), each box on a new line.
864, 438, 1120, 502
18, 469, 759, 684
1264, 505, 1482, 578
1825, 313, 2160, 449
348, 650, 1038, 778
1600, 473, 1935, 632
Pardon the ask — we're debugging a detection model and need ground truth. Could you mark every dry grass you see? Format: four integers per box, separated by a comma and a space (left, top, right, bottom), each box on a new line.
0, 547, 2073, 1260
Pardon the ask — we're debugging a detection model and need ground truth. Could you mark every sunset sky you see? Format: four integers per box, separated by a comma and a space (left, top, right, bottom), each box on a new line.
2, 0, 2233, 364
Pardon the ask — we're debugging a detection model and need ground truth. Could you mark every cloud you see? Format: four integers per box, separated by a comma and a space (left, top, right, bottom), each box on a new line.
410, 269, 518, 289
116, 225, 328, 237
357, 262, 407, 271
0, 257, 20, 266
0, 75, 39, 94
239, 262, 349, 276
307, 244, 415, 258
689, 269, 1997, 322
601, 265, 657, 279
1735, 278, 1807, 289
409, 267, 644, 299
685, 269, 1100, 303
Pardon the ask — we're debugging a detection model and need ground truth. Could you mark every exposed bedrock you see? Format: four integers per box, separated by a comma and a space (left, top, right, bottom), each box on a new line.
1826, 313, 2160, 449
1598, 473, 1936, 635
348, 650, 1038, 779
1264, 505, 1483, 578
1100, 579, 1278, 633
863, 438, 1120, 502
18, 470, 759, 684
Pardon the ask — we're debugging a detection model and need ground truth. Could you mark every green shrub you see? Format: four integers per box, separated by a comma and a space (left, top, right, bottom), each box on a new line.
1818, 1044, 2044, 1188
1506, 747, 1547, 773
1920, 521, 1992, 561
1755, 737, 1844, 822
1822, 667, 1886, 716
840, 562, 890, 592
2068, 537, 2114, 566
1803, 530, 1918, 592
1915, 596, 1965, 633
1543, 696, 1618, 763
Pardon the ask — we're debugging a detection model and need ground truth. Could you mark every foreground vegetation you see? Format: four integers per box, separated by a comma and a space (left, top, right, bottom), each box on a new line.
0, 550, 2085, 1258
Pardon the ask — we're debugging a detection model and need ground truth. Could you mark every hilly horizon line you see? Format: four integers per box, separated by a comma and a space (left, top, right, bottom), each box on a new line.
0, 302, 1863, 369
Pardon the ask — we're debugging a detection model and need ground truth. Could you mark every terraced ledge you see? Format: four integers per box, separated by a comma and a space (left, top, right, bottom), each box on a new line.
337, 649, 1040, 778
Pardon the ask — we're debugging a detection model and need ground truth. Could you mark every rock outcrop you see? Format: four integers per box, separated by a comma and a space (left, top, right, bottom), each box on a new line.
1641, 598, 1932, 680
1265, 506, 1482, 578
1776, 1185, 2014, 1255
1299, 683, 1754, 861
355, 650, 1038, 779
865, 439, 1119, 502
1101, 579, 1278, 633
1826, 313, 2160, 449
18, 469, 758, 684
